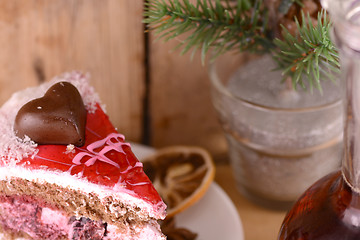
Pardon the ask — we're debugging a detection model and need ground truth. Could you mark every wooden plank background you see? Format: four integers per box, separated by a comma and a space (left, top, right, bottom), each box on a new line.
0, 0, 145, 142
0, 0, 226, 156
148, 37, 227, 157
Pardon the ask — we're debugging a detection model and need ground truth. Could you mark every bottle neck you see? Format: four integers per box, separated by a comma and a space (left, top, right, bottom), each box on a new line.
327, 1, 360, 192
342, 54, 360, 192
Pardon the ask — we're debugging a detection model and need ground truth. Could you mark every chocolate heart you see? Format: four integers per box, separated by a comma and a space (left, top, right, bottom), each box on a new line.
14, 82, 87, 146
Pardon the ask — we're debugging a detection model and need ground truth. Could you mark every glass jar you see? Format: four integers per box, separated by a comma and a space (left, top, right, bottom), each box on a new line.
209, 52, 343, 210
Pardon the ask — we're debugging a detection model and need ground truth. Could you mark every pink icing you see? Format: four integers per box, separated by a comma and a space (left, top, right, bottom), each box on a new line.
72, 133, 130, 168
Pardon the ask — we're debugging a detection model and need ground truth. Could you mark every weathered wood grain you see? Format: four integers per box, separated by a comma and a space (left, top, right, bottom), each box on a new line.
0, 0, 145, 141
148, 35, 227, 156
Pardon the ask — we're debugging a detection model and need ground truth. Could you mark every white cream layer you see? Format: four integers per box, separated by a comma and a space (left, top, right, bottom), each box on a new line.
0, 165, 166, 220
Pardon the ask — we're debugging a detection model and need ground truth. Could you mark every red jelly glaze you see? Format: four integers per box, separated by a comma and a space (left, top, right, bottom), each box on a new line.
16, 104, 162, 206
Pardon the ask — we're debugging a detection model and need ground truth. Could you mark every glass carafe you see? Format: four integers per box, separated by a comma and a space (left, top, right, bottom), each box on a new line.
278, 1, 360, 239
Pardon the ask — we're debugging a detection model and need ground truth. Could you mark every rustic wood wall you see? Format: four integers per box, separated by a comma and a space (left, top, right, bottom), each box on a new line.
0, 0, 226, 156
0, 0, 145, 142
148, 38, 227, 157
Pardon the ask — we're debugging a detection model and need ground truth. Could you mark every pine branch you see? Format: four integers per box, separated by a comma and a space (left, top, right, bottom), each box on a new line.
144, 0, 340, 92
144, 0, 274, 63
272, 10, 340, 92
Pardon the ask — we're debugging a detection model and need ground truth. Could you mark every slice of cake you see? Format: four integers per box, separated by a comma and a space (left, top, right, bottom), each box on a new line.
0, 72, 166, 240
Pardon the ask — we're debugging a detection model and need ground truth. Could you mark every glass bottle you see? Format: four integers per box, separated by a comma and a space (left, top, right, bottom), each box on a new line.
278, 1, 360, 239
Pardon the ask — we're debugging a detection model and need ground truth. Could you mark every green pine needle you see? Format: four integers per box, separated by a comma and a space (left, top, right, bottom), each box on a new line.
272, 10, 340, 92
144, 1, 340, 92
144, 0, 274, 64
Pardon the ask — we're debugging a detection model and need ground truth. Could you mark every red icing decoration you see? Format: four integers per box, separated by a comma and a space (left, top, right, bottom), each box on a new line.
15, 104, 162, 206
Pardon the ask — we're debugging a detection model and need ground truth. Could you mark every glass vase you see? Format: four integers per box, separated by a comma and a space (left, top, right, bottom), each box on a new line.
278, 0, 360, 239
209, 52, 343, 210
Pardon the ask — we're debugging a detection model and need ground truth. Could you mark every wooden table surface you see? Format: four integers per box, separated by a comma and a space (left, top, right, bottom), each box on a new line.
214, 164, 287, 240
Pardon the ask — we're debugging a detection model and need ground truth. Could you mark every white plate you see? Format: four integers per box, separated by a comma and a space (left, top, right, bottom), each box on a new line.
131, 143, 244, 240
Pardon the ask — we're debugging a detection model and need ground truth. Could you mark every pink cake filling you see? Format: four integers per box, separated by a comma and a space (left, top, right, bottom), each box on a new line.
0, 195, 108, 240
